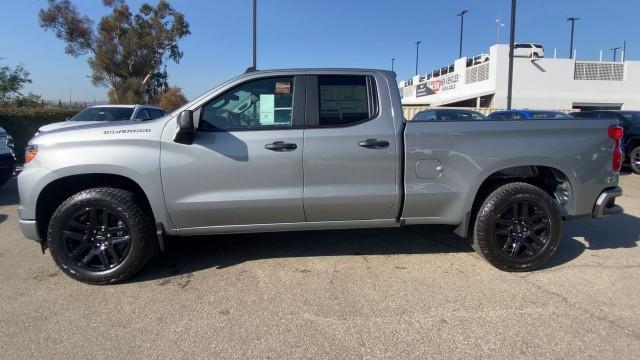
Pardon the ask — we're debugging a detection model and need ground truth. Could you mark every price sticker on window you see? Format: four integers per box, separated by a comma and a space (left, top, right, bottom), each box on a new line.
275, 82, 291, 94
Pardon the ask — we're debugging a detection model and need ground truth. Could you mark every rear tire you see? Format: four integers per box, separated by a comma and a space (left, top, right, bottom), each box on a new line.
472, 182, 561, 272
630, 146, 640, 175
48, 187, 157, 284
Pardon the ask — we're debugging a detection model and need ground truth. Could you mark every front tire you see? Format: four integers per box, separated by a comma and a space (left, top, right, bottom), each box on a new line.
472, 182, 561, 271
630, 146, 640, 174
48, 187, 157, 284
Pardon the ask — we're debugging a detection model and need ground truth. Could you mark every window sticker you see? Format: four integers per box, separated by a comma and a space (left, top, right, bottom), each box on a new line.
275, 82, 291, 94
259, 94, 275, 124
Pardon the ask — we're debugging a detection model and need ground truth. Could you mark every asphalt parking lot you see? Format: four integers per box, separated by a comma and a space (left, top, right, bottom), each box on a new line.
1, 174, 639, 359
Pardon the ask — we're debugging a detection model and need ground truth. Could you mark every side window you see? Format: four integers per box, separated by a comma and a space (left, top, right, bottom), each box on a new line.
200, 77, 295, 131
511, 113, 524, 120
147, 108, 165, 119
134, 108, 151, 120
318, 75, 374, 126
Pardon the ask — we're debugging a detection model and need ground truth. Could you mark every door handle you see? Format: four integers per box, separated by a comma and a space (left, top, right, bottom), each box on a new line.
358, 139, 390, 149
265, 141, 297, 151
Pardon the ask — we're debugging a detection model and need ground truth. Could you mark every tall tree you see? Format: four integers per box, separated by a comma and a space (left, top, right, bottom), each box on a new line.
39, 0, 190, 104
0, 64, 32, 103
153, 86, 187, 112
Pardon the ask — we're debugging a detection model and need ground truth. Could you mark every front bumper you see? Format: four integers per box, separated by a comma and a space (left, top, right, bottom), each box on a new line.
19, 219, 42, 242
592, 186, 623, 218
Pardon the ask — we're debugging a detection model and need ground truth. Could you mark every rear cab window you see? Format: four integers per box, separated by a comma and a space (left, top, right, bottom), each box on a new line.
314, 75, 378, 127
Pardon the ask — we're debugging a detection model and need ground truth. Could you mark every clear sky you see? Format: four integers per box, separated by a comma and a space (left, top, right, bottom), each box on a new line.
1, 0, 638, 102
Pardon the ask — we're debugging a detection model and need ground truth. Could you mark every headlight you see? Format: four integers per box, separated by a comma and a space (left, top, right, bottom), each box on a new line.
25, 144, 38, 163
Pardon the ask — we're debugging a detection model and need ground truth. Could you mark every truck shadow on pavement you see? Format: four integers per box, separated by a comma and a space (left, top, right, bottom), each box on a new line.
134, 212, 640, 283
135, 226, 475, 283
541, 213, 640, 268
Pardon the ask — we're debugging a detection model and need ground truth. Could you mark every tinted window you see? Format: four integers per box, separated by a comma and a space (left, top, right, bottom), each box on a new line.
72, 107, 134, 122
200, 77, 295, 131
318, 75, 372, 126
147, 108, 166, 119
412, 110, 436, 121
433, 109, 486, 121
134, 108, 151, 120
530, 111, 571, 119
488, 112, 511, 120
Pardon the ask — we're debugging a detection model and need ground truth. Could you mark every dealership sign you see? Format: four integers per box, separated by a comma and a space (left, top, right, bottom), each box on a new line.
416, 73, 460, 97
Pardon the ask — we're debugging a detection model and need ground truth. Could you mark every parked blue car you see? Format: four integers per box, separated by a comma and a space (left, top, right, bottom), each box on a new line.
488, 110, 573, 120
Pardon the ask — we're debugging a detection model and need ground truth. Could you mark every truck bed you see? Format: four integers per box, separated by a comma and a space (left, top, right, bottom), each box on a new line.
402, 118, 620, 228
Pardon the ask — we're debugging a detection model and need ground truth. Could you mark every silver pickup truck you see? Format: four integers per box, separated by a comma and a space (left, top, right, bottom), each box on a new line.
18, 69, 624, 284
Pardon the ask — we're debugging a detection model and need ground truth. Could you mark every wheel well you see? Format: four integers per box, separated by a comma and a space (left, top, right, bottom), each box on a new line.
36, 174, 154, 242
473, 165, 572, 213
458, 166, 573, 238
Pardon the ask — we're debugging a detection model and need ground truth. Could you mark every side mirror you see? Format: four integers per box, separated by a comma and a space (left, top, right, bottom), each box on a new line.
174, 110, 195, 145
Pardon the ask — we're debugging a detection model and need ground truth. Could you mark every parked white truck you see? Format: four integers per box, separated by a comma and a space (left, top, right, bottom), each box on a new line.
18, 69, 624, 284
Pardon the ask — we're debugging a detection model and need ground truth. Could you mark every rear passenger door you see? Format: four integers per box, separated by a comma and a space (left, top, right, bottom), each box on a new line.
302, 74, 400, 221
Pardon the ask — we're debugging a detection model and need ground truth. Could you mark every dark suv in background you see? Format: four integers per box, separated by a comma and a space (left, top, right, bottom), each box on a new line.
0, 126, 16, 188
572, 111, 640, 174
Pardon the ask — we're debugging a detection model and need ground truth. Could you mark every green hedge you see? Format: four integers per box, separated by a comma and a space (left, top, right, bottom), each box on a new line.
0, 107, 78, 162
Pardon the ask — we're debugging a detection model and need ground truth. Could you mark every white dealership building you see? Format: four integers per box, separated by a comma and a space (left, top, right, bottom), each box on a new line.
399, 44, 640, 116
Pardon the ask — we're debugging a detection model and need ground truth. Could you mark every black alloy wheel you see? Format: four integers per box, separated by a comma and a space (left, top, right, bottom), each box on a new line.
63, 207, 132, 271
472, 182, 561, 272
48, 187, 157, 284
494, 201, 550, 259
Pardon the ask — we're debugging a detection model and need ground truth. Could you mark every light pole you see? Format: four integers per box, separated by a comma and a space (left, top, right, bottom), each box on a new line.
252, 0, 257, 70
496, 19, 505, 44
415, 41, 421, 76
506, 0, 516, 110
610, 47, 621, 62
391, 58, 396, 72
567, 17, 579, 59
457, 10, 468, 58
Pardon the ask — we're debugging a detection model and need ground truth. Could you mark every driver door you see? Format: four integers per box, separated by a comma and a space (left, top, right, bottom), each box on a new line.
160, 75, 306, 230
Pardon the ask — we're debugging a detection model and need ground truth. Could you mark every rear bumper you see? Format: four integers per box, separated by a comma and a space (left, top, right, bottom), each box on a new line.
19, 219, 42, 242
592, 187, 623, 219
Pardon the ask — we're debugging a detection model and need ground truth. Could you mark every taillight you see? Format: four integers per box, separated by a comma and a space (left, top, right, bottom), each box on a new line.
608, 125, 623, 173
608, 126, 623, 140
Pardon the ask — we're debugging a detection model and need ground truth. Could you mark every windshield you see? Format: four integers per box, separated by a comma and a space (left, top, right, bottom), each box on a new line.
71, 107, 134, 122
